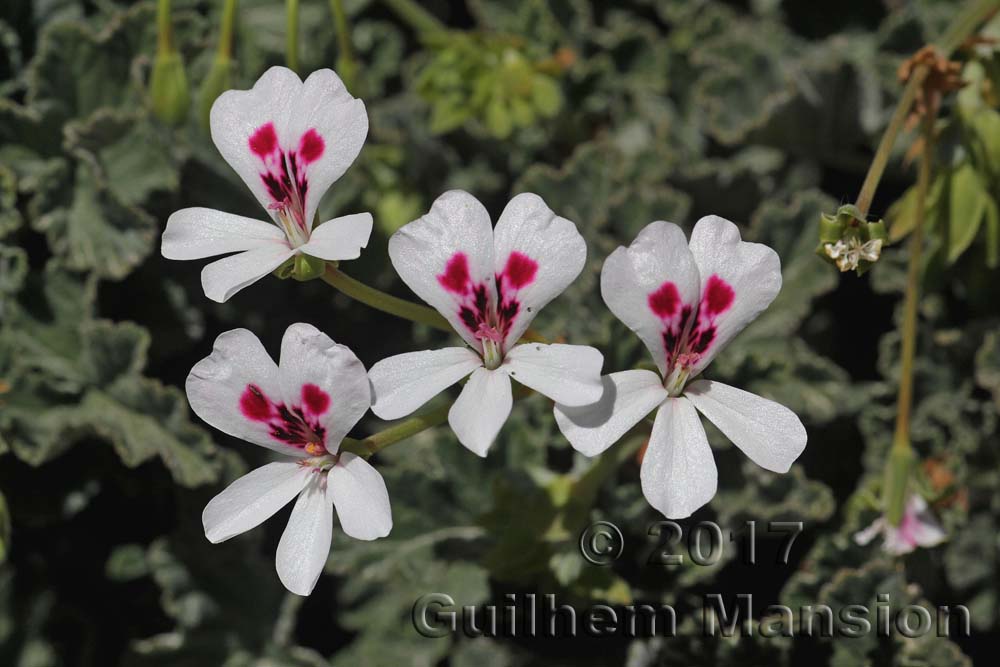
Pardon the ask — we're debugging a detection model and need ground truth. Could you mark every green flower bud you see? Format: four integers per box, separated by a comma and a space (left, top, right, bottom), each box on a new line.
150, 51, 191, 126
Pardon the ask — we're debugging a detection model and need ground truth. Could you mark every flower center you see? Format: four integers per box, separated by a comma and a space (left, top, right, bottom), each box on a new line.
248, 123, 326, 248
239, 382, 331, 452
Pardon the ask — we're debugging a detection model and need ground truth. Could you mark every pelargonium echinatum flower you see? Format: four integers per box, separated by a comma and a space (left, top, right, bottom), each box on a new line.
555, 217, 808, 519
368, 190, 604, 456
162, 67, 371, 302
854, 494, 946, 555
188, 323, 391, 595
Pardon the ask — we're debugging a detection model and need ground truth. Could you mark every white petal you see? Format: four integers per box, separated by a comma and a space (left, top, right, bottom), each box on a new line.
502, 343, 603, 407
853, 519, 885, 546
368, 347, 481, 420
186, 328, 307, 457
277, 323, 370, 454
601, 221, 701, 375
210, 67, 367, 232
210, 66, 303, 215
298, 213, 373, 261
906, 496, 947, 548
162, 208, 287, 260
640, 397, 718, 519
275, 473, 333, 596
491, 193, 586, 348
448, 367, 512, 456
282, 69, 368, 228
327, 453, 392, 541
200, 244, 295, 303
685, 215, 782, 374
684, 380, 806, 473
554, 369, 667, 456
388, 190, 497, 352
202, 461, 311, 543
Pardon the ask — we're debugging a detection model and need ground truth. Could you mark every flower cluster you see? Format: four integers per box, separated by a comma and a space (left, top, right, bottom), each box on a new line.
163, 67, 809, 595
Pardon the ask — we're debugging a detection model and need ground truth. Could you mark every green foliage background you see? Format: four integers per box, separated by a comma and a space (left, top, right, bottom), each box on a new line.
1, 0, 999, 665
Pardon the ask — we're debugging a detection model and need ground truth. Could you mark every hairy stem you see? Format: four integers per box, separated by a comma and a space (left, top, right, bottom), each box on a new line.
285, 0, 300, 73
380, 0, 446, 34
854, 0, 998, 217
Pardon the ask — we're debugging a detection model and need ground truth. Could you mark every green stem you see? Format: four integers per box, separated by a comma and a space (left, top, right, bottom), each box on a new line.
342, 403, 451, 457
884, 110, 936, 525
854, 0, 999, 217
342, 386, 536, 458
156, 0, 173, 55
380, 0, 446, 35
286, 0, 300, 73
322, 265, 451, 332
218, 0, 238, 59
329, 0, 357, 89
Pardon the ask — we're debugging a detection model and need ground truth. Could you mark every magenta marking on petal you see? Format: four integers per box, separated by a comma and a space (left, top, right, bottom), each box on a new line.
240, 384, 273, 421
249, 122, 278, 158
301, 383, 330, 415
238, 383, 326, 450
648, 281, 680, 319
438, 252, 471, 294
703, 274, 735, 315
298, 129, 325, 163
501, 252, 538, 289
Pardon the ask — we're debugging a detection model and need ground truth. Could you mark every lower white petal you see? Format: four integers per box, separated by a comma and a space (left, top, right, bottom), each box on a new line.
640, 397, 718, 519
502, 343, 604, 407
369, 347, 482, 420
162, 207, 288, 260
554, 369, 668, 456
202, 461, 311, 543
327, 453, 392, 541
298, 212, 373, 261
684, 380, 806, 473
201, 244, 295, 303
448, 367, 512, 457
275, 473, 333, 596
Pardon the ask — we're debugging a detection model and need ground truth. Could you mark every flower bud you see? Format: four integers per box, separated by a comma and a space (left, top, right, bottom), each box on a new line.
150, 51, 191, 126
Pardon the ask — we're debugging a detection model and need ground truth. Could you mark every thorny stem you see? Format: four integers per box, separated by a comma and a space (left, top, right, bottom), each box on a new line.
380, 0, 447, 35
853, 0, 999, 217
884, 109, 936, 525
285, 0, 300, 73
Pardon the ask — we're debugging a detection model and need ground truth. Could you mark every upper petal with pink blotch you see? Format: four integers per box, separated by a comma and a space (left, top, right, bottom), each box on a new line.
388, 190, 497, 353
684, 215, 781, 375
210, 67, 368, 235
600, 221, 701, 375
186, 328, 309, 458
275, 323, 371, 454
491, 193, 586, 350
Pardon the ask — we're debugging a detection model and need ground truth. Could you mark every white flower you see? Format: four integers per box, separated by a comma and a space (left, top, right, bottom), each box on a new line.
368, 190, 604, 456
854, 494, 946, 555
188, 323, 391, 596
824, 236, 883, 272
162, 67, 372, 302
554, 217, 808, 519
